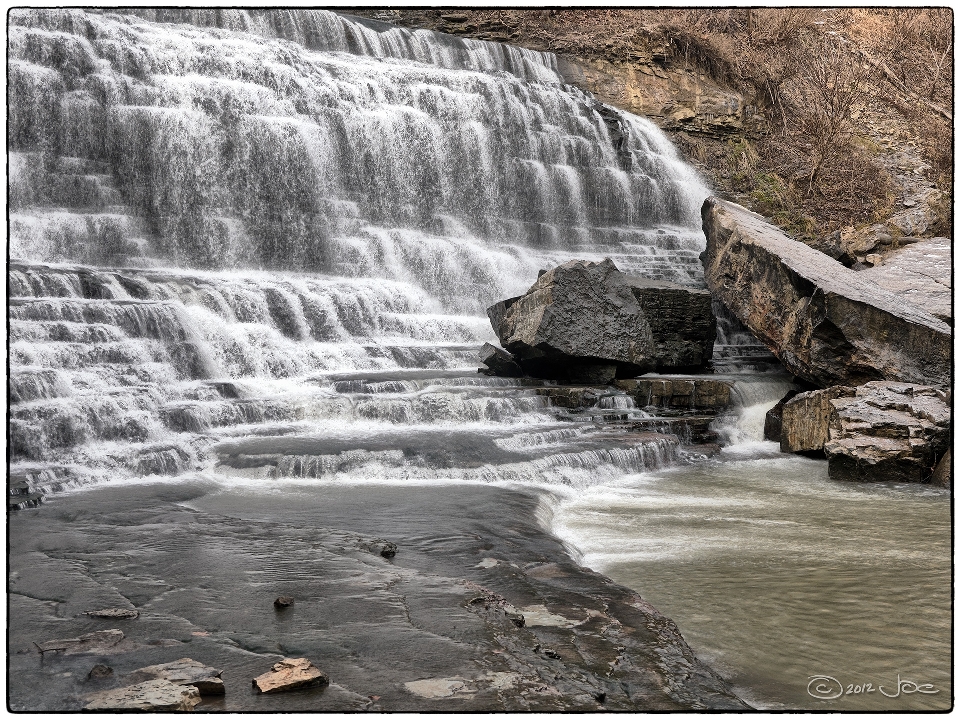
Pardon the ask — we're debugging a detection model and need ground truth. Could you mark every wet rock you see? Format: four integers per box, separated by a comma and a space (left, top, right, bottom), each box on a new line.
478, 342, 523, 378
82, 679, 201, 711
487, 259, 715, 382
274, 596, 295, 609
763, 390, 800, 442
780, 387, 856, 453
858, 237, 951, 323
702, 197, 951, 388
87, 664, 113, 681
615, 377, 733, 411
36, 629, 125, 655
129, 658, 225, 695
252, 657, 329, 694
82, 608, 139, 619
825, 382, 951, 483
360, 538, 397, 558
931, 449, 951, 489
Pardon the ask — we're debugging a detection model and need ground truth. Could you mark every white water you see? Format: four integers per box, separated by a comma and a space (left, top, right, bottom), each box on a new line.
8, 8, 709, 493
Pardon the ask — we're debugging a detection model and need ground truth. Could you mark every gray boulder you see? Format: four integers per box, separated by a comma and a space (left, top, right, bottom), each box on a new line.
486, 259, 715, 382
701, 197, 951, 388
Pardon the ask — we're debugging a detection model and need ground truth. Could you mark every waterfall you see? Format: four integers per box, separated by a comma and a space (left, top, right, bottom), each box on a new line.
8, 8, 713, 494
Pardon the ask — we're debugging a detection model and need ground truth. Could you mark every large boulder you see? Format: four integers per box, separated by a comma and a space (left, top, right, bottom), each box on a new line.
486, 259, 715, 382
701, 197, 951, 388
779, 382, 950, 483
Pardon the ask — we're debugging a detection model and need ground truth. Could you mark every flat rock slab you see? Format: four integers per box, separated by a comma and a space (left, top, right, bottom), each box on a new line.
37, 629, 124, 655
129, 658, 225, 695
253, 657, 329, 694
858, 237, 952, 322
83, 679, 201, 711
701, 197, 951, 388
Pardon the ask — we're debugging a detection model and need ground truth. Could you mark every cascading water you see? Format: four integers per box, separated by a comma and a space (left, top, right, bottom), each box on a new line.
8, 8, 709, 495
7, 9, 948, 712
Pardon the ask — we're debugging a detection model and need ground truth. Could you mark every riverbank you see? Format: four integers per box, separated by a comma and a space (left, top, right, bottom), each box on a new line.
8, 476, 750, 711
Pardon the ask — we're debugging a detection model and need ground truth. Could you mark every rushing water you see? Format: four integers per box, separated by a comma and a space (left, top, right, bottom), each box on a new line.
7, 8, 950, 712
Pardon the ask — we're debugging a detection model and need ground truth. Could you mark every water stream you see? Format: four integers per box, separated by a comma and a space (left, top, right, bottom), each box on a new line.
7, 8, 950, 711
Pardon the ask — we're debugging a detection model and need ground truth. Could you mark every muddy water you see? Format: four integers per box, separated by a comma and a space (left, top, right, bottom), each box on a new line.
550, 446, 952, 710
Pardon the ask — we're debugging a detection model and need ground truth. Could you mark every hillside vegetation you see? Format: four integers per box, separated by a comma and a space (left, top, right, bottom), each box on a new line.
358, 8, 952, 249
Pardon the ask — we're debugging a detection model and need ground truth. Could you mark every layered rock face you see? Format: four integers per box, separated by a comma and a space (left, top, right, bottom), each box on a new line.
701, 197, 951, 388
487, 259, 715, 382
778, 382, 950, 483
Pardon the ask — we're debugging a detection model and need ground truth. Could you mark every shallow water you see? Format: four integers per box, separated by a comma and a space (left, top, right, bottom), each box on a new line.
550, 446, 952, 710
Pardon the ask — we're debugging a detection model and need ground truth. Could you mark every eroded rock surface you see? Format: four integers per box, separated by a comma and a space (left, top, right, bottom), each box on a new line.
858, 237, 952, 323
82, 679, 201, 712
701, 197, 951, 388
780, 387, 856, 453
487, 259, 715, 382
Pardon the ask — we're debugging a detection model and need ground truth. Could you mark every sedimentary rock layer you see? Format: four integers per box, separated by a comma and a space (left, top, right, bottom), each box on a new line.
701, 197, 951, 388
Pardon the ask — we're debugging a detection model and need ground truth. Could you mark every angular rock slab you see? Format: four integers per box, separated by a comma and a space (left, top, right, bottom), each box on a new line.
129, 658, 225, 695
487, 259, 715, 381
701, 197, 951, 388
83, 679, 201, 712
253, 657, 329, 694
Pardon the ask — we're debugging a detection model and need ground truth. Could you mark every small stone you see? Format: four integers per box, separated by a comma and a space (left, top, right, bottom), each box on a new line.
87, 664, 113, 681
274, 596, 295, 609
83, 679, 201, 712
252, 657, 328, 694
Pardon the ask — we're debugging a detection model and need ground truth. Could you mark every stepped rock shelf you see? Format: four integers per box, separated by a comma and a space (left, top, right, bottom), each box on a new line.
701, 197, 951, 389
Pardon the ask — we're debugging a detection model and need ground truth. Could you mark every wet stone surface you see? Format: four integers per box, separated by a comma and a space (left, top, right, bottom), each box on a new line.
8, 479, 750, 712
